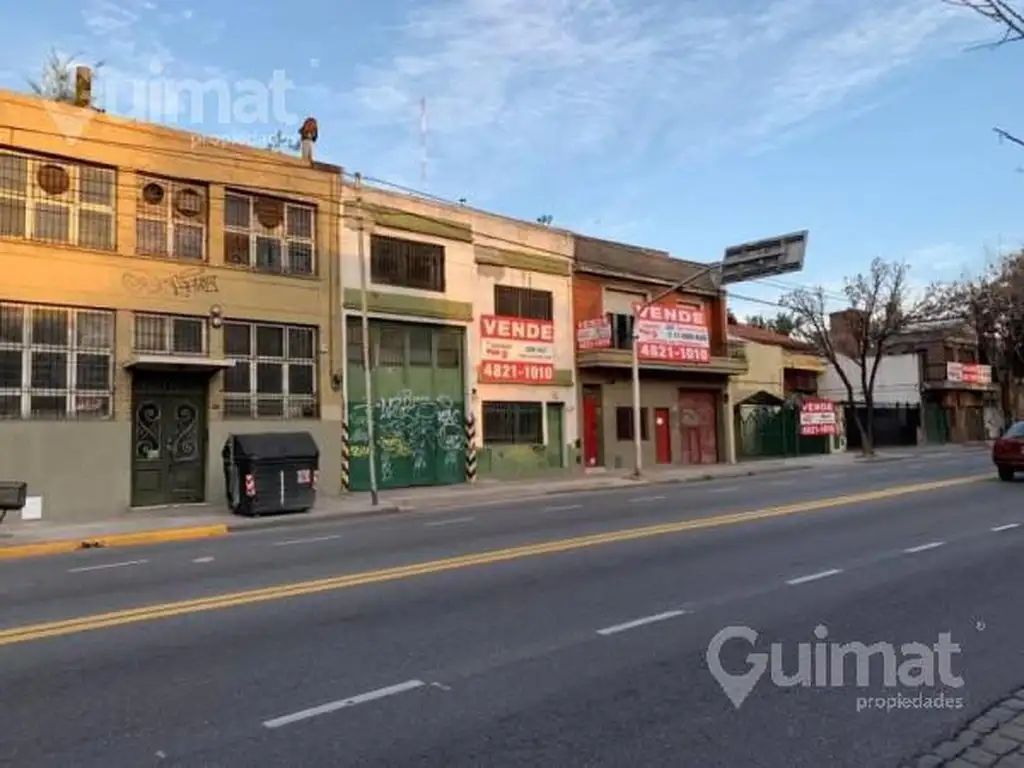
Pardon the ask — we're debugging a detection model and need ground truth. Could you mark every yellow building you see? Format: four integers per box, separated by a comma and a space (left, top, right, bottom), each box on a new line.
0, 85, 343, 523
727, 321, 831, 458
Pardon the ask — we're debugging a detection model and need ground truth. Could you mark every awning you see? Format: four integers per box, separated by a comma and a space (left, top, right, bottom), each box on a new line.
123, 354, 235, 373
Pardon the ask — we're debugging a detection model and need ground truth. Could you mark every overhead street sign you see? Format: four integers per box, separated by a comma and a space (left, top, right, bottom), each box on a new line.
720, 230, 808, 285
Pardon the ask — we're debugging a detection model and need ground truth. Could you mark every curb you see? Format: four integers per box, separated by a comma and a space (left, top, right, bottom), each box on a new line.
0, 524, 229, 561
226, 504, 405, 532
0, 461, 829, 557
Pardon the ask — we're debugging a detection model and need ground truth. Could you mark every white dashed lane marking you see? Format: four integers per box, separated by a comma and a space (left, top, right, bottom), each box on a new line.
785, 568, 842, 586
68, 559, 148, 573
596, 610, 689, 636
903, 541, 944, 554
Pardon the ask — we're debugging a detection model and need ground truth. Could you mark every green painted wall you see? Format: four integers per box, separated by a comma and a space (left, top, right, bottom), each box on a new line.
346, 318, 467, 490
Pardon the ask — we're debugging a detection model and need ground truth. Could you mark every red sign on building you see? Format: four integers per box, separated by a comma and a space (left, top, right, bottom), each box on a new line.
634, 303, 711, 364
479, 315, 555, 384
799, 398, 837, 437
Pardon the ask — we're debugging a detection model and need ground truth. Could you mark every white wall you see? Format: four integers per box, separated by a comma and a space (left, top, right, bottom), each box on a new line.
820, 353, 921, 406
339, 187, 578, 451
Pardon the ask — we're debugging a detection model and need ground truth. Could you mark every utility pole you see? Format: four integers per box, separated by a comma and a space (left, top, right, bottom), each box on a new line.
354, 172, 379, 505
630, 263, 720, 478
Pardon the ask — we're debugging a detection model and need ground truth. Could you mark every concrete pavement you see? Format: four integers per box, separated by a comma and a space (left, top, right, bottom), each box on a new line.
0, 450, 1018, 766
0, 445, 989, 558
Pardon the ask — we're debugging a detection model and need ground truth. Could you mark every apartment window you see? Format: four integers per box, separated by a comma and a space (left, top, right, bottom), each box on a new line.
482, 402, 543, 444
610, 314, 635, 350
0, 149, 115, 250
222, 320, 318, 418
0, 302, 114, 419
223, 191, 315, 275
135, 176, 207, 260
615, 406, 649, 441
134, 313, 207, 355
370, 234, 445, 292
494, 285, 553, 321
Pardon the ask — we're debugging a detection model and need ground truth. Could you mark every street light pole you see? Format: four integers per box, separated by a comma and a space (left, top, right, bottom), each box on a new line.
630, 263, 720, 479
354, 173, 379, 506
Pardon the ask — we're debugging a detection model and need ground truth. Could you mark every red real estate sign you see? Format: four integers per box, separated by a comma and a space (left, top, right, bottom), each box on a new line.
479, 315, 555, 384
800, 398, 837, 437
634, 303, 710, 364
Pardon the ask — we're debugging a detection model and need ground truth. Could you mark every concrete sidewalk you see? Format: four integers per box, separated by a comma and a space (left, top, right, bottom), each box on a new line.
0, 445, 979, 559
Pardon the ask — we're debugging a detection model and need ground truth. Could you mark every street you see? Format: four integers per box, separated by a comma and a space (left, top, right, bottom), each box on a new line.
0, 450, 1018, 767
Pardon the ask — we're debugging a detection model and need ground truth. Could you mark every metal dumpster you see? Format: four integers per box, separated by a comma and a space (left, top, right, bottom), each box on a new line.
222, 432, 319, 516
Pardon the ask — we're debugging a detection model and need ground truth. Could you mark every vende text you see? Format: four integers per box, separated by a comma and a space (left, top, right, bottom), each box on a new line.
636, 304, 706, 327
481, 315, 555, 342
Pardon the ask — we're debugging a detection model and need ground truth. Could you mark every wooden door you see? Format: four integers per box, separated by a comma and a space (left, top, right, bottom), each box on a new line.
654, 407, 672, 464
678, 390, 718, 464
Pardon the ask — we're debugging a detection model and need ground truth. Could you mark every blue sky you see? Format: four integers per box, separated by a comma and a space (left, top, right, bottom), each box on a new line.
1, 0, 1022, 317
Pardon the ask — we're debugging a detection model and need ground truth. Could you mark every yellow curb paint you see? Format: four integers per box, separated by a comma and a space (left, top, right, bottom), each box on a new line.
0, 474, 988, 646
0, 524, 228, 561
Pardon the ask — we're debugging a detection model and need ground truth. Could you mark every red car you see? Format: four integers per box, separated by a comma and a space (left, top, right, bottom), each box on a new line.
993, 421, 1024, 481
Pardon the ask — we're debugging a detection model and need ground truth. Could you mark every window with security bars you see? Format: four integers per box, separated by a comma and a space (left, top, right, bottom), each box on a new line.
223, 191, 315, 275
0, 149, 115, 250
494, 285, 553, 321
135, 175, 207, 260
370, 234, 445, 292
482, 402, 543, 444
0, 302, 114, 419
345, 320, 463, 370
222, 320, 318, 418
134, 313, 207, 355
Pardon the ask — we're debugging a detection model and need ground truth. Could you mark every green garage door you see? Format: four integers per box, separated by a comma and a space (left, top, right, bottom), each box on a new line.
346, 319, 466, 490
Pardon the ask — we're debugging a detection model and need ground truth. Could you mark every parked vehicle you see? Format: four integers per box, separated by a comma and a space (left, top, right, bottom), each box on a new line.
992, 421, 1024, 481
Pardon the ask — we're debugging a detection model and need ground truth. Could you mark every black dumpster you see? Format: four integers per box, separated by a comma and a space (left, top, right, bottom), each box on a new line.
0, 481, 26, 525
222, 432, 319, 517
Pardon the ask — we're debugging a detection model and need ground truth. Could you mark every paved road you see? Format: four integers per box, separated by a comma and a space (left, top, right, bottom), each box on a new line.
0, 451, 1017, 767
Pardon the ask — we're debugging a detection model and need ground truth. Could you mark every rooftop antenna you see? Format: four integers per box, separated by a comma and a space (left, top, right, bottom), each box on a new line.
420, 96, 427, 186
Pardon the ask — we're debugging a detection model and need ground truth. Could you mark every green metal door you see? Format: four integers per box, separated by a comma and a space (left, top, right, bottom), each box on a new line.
545, 402, 564, 468
131, 373, 207, 506
346, 320, 466, 491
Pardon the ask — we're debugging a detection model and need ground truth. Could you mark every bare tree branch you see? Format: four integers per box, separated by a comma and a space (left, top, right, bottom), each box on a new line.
780, 258, 935, 456
944, 0, 1024, 45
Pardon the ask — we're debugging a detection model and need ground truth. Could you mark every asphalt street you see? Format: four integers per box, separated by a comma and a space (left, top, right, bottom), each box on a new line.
0, 450, 1017, 766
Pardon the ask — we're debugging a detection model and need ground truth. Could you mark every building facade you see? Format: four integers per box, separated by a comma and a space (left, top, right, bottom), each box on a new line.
571, 236, 746, 470
0, 86, 343, 523
340, 182, 577, 490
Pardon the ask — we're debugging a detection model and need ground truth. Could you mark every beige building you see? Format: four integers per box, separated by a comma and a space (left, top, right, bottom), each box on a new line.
339, 179, 578, 488
0, 85, 343, 523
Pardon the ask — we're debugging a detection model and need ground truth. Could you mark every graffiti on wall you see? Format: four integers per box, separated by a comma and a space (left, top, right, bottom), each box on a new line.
122, 267, 219, 298
349, 390, 464, 483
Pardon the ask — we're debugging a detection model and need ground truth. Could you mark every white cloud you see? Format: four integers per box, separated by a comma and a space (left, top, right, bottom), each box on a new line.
343, 0, 986, 191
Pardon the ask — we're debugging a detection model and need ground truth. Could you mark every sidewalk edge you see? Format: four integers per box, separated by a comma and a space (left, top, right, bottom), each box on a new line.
0, 524, 229, 560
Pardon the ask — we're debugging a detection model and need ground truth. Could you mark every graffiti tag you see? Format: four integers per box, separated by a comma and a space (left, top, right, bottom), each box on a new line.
122, 268, 219, 298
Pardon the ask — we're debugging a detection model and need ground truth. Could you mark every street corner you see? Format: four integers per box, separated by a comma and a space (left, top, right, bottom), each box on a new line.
0, 523, 229, 561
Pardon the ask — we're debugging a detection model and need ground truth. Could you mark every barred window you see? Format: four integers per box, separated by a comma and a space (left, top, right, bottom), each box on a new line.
134, 313, 207, 355
223, 191, 315, 275
482, 401, 543, 444
222, 320, 318, 418
0, 149, 115, 250
494, 285, 553, 321
135, 176, 207, 260
370, 234, 445, 292
0, 302, 114, 419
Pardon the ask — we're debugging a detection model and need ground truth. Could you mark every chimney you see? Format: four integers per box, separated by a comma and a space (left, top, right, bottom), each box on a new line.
74, 66, 92, 108
298, 116, 318, 162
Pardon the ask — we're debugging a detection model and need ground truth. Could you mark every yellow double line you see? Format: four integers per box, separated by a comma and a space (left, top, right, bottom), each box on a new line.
0, 474, 988, 647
